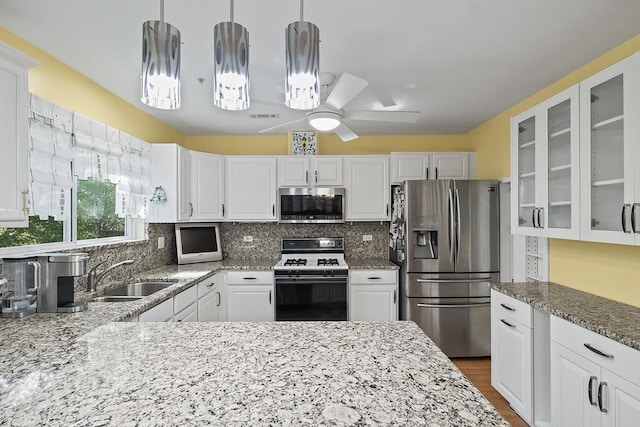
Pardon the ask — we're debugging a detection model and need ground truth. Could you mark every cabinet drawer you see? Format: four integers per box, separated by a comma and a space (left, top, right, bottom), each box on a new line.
174, 286, 197, 314
197, 276, 218, 298
491, 290, 532, 328
349, 270, 397, 284
551, 315, 640, 385
226, 271, 273, 285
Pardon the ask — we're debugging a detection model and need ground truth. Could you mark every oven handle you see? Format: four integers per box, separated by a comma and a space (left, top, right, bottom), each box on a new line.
275, 278, 348, 286
416, 302, 490, 308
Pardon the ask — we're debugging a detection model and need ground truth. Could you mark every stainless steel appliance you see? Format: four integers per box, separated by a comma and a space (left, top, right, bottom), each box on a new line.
274, 237, 348, 320
278, 187, 345, 223
390, 180, 499, 357
1, 256, 40, 318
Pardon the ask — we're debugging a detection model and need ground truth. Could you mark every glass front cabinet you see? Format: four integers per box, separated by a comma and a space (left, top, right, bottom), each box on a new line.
511, 85, 580, 239
579, 53, 639, 245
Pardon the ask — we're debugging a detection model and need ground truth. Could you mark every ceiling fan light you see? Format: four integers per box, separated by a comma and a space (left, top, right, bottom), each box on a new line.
285, 21, 320, 110
214, 21, 250, 111
308, 112, 341, 131
141, 19, 181, 110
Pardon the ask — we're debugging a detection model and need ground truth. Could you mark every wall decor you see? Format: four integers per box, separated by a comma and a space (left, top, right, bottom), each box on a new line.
289, 131, 318, 155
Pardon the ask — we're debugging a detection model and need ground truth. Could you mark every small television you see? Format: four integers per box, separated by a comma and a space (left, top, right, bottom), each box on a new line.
175, 223, 223, 265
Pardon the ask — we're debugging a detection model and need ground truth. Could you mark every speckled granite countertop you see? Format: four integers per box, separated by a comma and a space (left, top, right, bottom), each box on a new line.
346, 258, 400, 270
493, 282, 640, 351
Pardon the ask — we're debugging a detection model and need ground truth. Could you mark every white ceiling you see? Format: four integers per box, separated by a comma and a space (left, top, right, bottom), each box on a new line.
2, 0, 640, 137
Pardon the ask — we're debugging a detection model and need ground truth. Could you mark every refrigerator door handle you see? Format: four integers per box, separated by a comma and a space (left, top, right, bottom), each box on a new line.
416, 302, 491, 309
448, 187, 455, 263
416, 278, 492, 283
455, 187, 461, 263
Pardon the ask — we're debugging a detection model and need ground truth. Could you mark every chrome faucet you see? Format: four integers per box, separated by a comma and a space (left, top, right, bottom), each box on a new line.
86, 259, 134, 292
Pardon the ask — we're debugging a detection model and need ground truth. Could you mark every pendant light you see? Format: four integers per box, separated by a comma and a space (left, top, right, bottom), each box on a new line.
213, 0, 250, 110
285, 0, 320, 110
141, 0, 181, 110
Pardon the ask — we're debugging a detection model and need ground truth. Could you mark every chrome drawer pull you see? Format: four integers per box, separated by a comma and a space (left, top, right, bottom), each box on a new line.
500, 319, 515, 328
584, 343, 614, 359
500, 303, 515, 311
367, 277, 382, 280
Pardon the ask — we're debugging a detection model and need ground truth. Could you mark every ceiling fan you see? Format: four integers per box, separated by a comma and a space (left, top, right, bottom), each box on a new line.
259, 72, 420, 142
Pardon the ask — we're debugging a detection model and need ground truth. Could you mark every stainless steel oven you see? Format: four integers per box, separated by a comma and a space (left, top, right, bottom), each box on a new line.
274, 237, 348, 321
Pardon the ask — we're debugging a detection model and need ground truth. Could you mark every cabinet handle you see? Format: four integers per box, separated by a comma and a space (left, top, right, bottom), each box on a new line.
216, 291, 221, 307
632, 203, 639, 234
598, 381, 608, 413
273, 204, 275, 216
537, 207, 544, 229
269, 290, 272, 304
243, 277, 257, 281
22, 188, 30, 215
583, 343, 614, 359
367, 277, 382, 280
189, 202, 193, 217
500, 319, 516, 328
315, 170, 318, 184
500, 303, 515, 312
622, 204, 631, 233
393, 289, 397, 304
426, 167, 429, 180
588, 376, 598, 406
435, 167, 438, 180
386, 204, 389, 216
222, 204, 225, 216
305, 170, 309, 184
532, 208, 538, 228
207, 282, 215, 288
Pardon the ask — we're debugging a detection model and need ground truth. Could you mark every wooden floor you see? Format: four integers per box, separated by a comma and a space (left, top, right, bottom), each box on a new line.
452, 357, 529, 427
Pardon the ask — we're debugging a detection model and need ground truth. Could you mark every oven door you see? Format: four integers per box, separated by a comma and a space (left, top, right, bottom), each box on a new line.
275, 274, 348, 321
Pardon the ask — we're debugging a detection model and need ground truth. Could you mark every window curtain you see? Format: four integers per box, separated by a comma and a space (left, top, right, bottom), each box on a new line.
29, 93, 152, 220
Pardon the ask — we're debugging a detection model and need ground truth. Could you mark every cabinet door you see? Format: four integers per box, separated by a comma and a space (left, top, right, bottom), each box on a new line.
349, 283, 397, 321
226, 284, 274, 321
177, 146, 192, 221
511, 110, 540, 235
277, 157, 310, 187
431, 153, 469, 180
390, 153, 430, 183
344, 156, 390, 221
551, 341, 602, 427
226, 157, 277, 221
174, 305, 197, 322
491, 314, 533, 423
313, 156, 343, 186
601, 369, 640, 427
198, 289, 222, 322
580, 56, 636, 244
190, 151, 225, 220
139, 298, 174, 322
0, 45, 35, 226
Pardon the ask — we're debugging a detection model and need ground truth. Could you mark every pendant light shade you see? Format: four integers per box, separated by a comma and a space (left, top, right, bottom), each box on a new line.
141, 4, 181, 110
214, 21, 250, 110
285, 2, 320, 110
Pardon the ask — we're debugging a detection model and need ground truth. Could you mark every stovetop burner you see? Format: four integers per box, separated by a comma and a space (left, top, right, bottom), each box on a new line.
284, 258, 307, 266
317, 258, 339, 266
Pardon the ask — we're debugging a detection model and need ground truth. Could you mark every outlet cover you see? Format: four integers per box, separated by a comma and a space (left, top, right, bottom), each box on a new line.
362, 235, 373, 242
243, 236, 254, 243
157, 236, 165, 249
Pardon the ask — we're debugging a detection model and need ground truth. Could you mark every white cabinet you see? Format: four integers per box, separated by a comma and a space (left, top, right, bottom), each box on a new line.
226, 271, 274, 322
225, 156, 277, 221
139, 298, 173, 322
491, 291, 534, 424
149, 144, 225, 222
277, 156, 343, 187
550, 315, 640, 427
390, 152, 471, 184
344, 156, 390, 221
511, 85, 580, 239
197, 273, 226, 322
173, 285, 197, 322
349, 270, 398, 321
0, 42, 37, 227
579, 53, 640, 245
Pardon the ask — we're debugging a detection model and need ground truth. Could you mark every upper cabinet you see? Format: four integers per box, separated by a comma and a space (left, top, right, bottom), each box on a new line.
579, 53, 639, 245
344, 156, 390, 221
511, 85, 580, 239
277, 156, 343, 187
390, 152, 472, 184
225, 156, 277, 221
0, 43, 37, 227
149, 144, 225, 222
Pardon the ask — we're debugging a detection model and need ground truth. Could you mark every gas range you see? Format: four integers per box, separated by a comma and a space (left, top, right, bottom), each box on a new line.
274, 238, 348, 273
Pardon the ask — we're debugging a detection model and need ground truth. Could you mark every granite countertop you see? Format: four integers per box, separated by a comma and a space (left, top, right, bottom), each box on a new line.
346, 258, 400, 270
493, 282, 640, 351
0, 320, 507, 426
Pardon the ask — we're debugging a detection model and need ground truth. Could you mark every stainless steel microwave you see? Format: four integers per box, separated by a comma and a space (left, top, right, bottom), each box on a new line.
278, 187, 345, 223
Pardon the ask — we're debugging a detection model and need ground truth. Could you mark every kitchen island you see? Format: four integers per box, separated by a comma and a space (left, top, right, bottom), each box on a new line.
0, 319, 507, 426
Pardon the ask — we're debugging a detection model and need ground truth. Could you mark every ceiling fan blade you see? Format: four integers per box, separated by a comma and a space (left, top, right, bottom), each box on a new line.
334, 123, 359, 142
345, 110, 420, 123
259, 117, 307, 133
370, 86, 396, 108
324, 73, 369, 110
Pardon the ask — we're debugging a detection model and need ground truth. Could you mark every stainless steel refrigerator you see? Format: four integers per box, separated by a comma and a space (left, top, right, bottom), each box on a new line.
390, 180, 499, 357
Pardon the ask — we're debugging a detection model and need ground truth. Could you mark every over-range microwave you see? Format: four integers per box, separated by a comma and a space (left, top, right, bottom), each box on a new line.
278, 187, 345, 223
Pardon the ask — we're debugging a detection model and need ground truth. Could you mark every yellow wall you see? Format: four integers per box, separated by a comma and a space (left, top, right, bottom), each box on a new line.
184, 134, 471, 155
0, 27, 184, 144
468, 33, 640, 307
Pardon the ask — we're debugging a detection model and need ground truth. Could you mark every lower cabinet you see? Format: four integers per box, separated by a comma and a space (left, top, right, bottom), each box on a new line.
348, 270, 398, 321
173, 285, 197, 322
550, 315, 640, 427
197, 273, 226, 322
226, 271, 274, 322
139, 298, 174, 322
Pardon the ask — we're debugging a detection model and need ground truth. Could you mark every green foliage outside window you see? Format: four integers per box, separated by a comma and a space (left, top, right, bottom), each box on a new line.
0, 216, 63, 248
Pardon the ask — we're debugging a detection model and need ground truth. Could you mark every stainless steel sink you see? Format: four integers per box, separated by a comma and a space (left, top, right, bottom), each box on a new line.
91, 296, 144, 303
104, 281, 176, 297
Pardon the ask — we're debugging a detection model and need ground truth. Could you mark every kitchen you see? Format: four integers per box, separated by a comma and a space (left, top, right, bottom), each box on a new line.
2, 1, 640, 425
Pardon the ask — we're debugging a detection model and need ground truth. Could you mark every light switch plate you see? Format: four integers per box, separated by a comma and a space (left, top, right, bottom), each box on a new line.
157, 236, 165, 249
243, 236, 254, 243
362, 235, 373, 242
